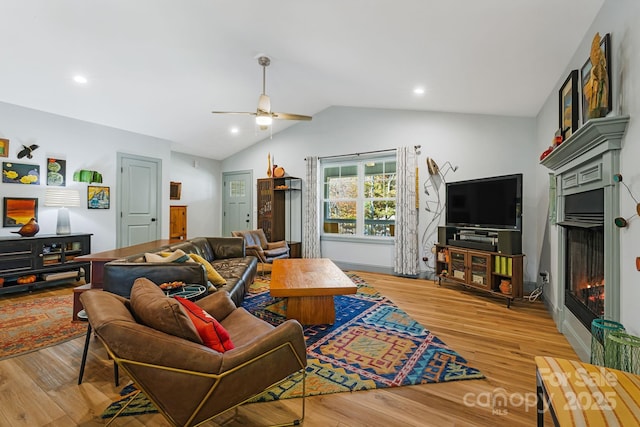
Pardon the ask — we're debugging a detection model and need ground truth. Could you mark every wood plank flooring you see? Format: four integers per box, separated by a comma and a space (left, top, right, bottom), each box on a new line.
0, 272, 578, 426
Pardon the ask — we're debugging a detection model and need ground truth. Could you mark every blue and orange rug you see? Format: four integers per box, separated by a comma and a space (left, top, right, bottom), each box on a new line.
0, 294, 86, 361
244, 273, 484, 401
102, 273, 483, 417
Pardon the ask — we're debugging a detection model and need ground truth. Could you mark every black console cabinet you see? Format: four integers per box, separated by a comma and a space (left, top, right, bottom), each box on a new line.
0, 233, 91, 295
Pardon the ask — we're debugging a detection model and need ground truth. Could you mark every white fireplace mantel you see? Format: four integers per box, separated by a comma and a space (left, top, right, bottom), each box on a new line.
541, 115, 629, 361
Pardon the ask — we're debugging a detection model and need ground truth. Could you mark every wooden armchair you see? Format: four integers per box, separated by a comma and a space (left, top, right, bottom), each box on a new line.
232, 229, 290, 264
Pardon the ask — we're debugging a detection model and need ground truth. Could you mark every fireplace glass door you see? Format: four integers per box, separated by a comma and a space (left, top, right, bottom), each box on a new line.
565, 226, 604, 328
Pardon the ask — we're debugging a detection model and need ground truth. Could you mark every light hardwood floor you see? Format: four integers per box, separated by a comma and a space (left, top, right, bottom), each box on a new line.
0, 272, 577, 426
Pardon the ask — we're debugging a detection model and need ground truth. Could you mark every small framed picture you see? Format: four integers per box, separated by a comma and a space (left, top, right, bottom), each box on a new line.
559, 70, 579, 140
170, 181, 182, 200
88, 185, 110, 209
3, 197, 38, 227
0, 138, 8, 158
46, 158, 66, 186
2, 161, 40, 185
581, 32, 612, 124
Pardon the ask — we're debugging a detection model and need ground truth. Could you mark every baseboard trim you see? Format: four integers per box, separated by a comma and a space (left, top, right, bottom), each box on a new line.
332, 261, 394, 276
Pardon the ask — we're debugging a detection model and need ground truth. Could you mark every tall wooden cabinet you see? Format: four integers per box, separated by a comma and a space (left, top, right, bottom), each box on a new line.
170, 205, 187, 240
257, 177, 302, 258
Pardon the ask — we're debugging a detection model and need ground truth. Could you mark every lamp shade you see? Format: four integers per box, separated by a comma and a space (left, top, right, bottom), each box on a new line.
45, 188, 81, 207
45, 188, 81, 235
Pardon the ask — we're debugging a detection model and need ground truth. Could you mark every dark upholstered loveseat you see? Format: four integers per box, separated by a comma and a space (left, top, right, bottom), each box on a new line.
102, 237, 258, 306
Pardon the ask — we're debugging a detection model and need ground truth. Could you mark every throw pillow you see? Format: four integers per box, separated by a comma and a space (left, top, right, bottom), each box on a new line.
174, 296, 235, 352
145, 249, 192, 263
129, 277, 202, 344
188, 253, 226, 286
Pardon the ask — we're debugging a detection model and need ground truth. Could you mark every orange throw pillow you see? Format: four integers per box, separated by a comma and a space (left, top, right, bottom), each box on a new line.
174, 297, 235, 352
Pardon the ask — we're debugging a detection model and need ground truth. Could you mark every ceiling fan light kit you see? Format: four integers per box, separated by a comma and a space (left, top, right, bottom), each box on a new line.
256, 115, 273, 126
212, 56, 312, 128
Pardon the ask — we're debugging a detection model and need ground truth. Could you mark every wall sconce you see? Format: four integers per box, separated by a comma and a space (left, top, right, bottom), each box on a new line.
45, 188, 81, 234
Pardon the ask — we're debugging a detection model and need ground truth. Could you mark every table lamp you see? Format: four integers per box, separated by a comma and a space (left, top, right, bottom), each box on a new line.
45, 188, 81, 234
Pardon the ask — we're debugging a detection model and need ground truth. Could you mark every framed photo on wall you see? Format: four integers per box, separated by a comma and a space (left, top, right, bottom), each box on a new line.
559, 70, 579, 140
0, 139, 8, 158
581, 32, 612, 124
2, 162, 40, 185
88, 185, 110, 209
170, 181, 182, 200
3, 197, 38, 227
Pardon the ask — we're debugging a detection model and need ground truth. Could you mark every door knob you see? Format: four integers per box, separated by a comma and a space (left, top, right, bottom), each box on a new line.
151, 218, 156, 222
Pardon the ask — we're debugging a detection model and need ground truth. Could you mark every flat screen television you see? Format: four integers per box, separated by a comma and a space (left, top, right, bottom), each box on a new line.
445, 173, 522, 230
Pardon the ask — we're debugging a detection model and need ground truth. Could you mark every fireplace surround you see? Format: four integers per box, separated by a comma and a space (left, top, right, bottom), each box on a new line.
541, 115, 629, 361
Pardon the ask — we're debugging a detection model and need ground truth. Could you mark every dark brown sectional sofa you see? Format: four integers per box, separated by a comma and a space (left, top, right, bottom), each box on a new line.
102, 237, 258, 307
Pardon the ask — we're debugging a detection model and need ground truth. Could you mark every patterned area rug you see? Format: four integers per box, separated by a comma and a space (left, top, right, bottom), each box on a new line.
0, 294, 87, 360
245, 273, 484, 401
102, 273, 483, 418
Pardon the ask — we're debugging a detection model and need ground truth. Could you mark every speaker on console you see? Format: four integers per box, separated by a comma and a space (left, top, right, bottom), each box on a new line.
497, 230, 522, 255
438, 226, 456, 246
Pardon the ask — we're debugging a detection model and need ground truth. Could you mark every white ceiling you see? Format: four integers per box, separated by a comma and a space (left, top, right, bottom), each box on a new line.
0, 0, 605, 160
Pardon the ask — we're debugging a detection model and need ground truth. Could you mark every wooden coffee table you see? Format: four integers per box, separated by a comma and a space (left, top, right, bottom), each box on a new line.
270, 258, 357, 324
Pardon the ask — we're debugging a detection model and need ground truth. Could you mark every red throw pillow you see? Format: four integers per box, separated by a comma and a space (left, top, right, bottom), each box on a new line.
174, 297, 235, 352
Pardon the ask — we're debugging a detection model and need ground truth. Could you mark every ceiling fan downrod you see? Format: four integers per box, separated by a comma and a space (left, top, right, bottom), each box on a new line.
258, 56, 270, 95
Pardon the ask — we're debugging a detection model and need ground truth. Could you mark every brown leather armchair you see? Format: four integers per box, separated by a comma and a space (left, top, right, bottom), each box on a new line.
80, 289, 306, 426
231, 229, 290, 264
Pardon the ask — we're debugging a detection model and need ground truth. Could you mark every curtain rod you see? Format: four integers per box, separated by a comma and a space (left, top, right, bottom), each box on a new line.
306, 145, 421, 161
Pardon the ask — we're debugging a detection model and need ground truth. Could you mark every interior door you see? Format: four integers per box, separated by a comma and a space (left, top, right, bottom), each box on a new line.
117, 153, 161, 247
222, 170, 252, 236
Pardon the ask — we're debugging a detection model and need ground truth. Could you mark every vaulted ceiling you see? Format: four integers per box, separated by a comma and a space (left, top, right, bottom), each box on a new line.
0, 0, 605, 160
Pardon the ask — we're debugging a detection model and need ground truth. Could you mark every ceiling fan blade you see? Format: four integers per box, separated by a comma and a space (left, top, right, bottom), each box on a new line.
271, 112, 312, 121
211, 111, 257, 116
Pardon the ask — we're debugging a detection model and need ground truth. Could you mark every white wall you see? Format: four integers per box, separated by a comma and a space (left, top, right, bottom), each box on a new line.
534, 0, 640, 334
0, 101, 221, 253
169, 151, 222, 238
222, 106, 539, 280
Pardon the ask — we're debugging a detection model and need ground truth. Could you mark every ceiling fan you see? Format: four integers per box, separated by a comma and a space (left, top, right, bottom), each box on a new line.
212, 56, 312, 129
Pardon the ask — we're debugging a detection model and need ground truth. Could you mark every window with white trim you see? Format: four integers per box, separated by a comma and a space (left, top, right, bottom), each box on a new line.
322, 156, 396, 237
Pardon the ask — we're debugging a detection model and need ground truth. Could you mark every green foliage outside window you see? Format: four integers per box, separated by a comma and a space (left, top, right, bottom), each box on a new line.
323, 158, 396, 237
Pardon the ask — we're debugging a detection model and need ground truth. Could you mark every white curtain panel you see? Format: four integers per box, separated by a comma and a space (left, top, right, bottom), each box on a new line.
394, 146, 419, 276
303, 156, 321, 258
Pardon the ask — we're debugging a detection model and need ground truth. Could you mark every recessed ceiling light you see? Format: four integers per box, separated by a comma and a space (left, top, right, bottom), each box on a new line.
413, 87, 425, 95
230, 127, 239, 134
73, 75, 88, 84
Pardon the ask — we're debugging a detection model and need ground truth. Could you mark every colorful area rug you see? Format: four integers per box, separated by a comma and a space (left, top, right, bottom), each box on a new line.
0, 294, 86, 360
245, 273, 484, 400
102, 273, 483, 418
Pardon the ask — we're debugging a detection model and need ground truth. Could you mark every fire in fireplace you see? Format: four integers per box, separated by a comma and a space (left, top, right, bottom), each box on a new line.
560, 188, 605, 329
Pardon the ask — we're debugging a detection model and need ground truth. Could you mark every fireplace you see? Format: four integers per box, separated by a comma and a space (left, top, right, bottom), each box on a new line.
540, 116, 629, 361
560, 189, 605, 330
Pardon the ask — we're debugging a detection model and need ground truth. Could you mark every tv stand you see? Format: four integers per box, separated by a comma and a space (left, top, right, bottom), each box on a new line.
435, 243, 523, 308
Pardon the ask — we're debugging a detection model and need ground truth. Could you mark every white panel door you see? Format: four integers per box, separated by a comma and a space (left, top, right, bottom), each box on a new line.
118, 154, 161, 247
223, 171, 252, 236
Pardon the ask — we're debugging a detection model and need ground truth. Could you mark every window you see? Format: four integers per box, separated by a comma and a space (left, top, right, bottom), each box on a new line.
322, 156, 396, 237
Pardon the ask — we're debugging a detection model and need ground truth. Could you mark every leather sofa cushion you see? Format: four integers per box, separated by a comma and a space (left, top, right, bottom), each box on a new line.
189, 253, 226, 286
129, 277, 202, 344
189, 237, 216, 261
